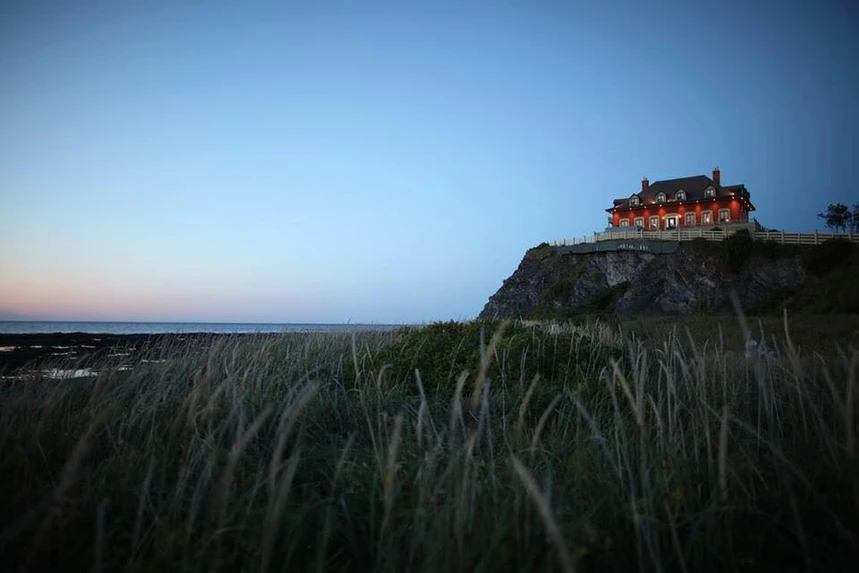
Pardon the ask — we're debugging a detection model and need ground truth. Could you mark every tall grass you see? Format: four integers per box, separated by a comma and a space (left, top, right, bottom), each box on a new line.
0, 318, 857, 572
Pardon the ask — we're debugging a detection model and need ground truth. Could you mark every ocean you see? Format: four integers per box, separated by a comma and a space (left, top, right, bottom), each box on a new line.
0, 321, 402, 335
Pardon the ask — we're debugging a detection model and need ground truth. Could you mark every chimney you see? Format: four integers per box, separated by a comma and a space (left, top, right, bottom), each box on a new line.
641, 177, 649, 192
712, 167, 721, 185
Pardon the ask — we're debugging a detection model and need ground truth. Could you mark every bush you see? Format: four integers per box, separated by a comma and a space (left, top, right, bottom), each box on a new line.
719, 229, 755, 273
540, 280, 574, 305
526, 243, 556, 259
751, 239, 791, 259
361, 319, 610, 389
802, 238, 855, 277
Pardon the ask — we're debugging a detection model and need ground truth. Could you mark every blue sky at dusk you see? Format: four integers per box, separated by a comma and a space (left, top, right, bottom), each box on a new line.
1, 0, 857, 323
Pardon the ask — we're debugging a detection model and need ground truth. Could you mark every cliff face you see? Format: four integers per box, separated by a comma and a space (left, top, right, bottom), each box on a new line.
478, 241, 808, 319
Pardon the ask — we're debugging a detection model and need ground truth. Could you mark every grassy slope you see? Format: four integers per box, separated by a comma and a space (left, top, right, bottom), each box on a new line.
1, 319, 858, 572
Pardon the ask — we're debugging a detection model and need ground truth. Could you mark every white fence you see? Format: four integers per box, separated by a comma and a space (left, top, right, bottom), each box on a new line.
753, 230, 859, 245
550, 227, 859, 247
551, 235, 597, 245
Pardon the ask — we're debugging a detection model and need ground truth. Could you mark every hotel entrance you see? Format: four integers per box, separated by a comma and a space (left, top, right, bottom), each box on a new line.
665, 215, 679, 230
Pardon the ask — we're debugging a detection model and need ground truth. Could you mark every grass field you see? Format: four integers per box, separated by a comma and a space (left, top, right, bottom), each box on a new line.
1, 314, 857, 572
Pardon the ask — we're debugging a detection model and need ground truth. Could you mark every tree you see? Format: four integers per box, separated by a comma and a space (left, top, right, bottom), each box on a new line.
852, 204, 859, 234
818, 203, 852, 233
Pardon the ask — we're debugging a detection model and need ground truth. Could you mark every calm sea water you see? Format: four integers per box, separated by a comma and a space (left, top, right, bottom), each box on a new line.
0, 321, 402, 335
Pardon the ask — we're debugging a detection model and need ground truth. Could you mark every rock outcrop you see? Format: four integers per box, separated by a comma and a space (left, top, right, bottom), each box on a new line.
478, 240, 809, 319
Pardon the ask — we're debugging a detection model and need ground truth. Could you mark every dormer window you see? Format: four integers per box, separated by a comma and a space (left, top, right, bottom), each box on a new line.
705, 187, 716, 198
630, 195, 640, 206
656, 192, 666, 203
676, 190, 686, 201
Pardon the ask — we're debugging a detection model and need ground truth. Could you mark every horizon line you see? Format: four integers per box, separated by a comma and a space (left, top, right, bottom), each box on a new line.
0, 319, 412, 325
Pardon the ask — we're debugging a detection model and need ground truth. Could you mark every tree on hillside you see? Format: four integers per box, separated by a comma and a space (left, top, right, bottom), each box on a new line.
818, 203, 852, 233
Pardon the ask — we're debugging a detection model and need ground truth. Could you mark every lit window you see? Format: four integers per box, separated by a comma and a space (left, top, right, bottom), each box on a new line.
705, 187, 716, 198
685, 212, 695, 225
634, 217, 644, 227
702, 211, 713, 224
649, 216, 658, 229
676, 190, 686, 201
620, 219, 629, 227
656, 192, 666, 203
719, 209, 730, 222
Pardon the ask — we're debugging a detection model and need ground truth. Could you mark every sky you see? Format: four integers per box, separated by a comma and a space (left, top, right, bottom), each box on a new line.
1, 0, 857, 324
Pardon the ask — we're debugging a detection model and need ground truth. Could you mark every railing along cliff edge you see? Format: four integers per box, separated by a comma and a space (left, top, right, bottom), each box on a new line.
549, 228, 859, 247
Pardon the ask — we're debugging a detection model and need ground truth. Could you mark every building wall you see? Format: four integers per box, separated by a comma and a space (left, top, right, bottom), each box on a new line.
611, 198, 749, 229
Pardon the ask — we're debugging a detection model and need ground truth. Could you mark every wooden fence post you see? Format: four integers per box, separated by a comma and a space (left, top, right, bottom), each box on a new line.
814, 230, 819, 245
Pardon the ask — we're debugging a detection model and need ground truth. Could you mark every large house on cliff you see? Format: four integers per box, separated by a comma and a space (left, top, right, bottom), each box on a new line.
606, 168, 755, 231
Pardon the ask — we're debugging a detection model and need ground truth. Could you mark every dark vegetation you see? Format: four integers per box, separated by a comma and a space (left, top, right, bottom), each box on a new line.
1, 316, 858, 572
686, 230, 801, 274
526, 241, 556, 259
686, 234, 859, 314
817, 202, 859, 234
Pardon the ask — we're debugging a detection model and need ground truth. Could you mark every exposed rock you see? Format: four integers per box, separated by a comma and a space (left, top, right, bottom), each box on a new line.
478, 241, 808, 319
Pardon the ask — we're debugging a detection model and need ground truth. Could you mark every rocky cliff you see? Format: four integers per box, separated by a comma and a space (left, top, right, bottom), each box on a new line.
478, 236, 857, 319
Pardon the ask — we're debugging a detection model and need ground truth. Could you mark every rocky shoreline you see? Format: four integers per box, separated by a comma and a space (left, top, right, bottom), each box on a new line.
0, 332, 214, 373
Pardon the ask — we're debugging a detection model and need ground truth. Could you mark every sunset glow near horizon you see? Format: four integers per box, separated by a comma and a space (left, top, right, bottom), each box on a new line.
2, 0, 857, 323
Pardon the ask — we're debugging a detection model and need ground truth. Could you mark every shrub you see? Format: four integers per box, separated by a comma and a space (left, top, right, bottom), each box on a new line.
719, 229, 755, 273
802, 238, 854, 277
540, 280, 574, 306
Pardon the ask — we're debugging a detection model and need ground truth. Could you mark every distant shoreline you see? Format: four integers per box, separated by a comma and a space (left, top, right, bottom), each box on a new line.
0, 320, 404, 336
